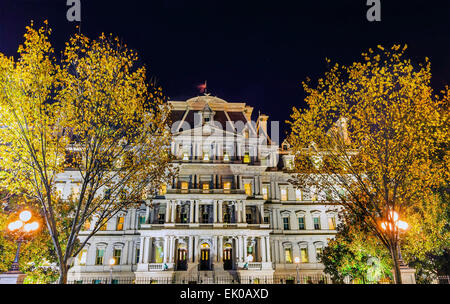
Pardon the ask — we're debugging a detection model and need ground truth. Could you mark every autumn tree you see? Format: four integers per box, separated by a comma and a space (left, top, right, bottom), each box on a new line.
319, 212, 392, 284
0, 22, 174, 283
288, 45, 448, 283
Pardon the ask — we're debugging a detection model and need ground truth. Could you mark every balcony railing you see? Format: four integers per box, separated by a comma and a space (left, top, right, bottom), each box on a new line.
166, 189, 245, 195
148, 263, 165, 271
247, 262, 262, 270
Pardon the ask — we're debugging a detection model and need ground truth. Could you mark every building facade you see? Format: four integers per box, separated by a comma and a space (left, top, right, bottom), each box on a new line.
66, 94, 339, 283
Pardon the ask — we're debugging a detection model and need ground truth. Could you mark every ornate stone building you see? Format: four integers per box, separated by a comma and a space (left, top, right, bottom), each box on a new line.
66, 94, 339, 283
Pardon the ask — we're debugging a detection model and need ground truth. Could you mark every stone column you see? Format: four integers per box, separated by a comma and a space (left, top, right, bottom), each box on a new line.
218, 236, 223, 262
213, 235, 218, 262
272, 209, 278, 229
218, 200, 223, 223
148, 237, 153, 263
237, 201, 242, 223
259, 204, 264, 224
189, 200, 194, 223
165, 202, 170, 223
169, 236, 176, 263
213, 200, 218, 223
195, 201, 199, 223
235, 237, 240, 263
261, 237, 267, 262
139, 237, 145, 264
265, 236, 271, 263
242, 201, 247, 223
143, 237, 150, 264
194, 236, 199, 262
188, 236, 193, 260
163, 236, 169, 263
171, 201, 176, 223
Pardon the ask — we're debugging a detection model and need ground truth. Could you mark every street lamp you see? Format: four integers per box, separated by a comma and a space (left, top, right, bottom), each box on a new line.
294, 256, 300, 284
380, 210, 409, 266
109, 257, 115, 284
7, 209, 40, 272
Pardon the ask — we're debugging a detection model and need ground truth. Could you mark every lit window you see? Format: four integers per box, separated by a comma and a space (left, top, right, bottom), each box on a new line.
154, 246, 163, 263
181, 181, 189, 190
113, 249, 122, 265
116, 216, 124, 231
295, 189, 302, 201
285, 248, 292, 263
203, 152, 209, 161
182, 152, 189, 161
202, 182, 210, 190
99, 218, 108, 231
138, 215, 146, 228
95, 248, 104, 265
286, 159, 294, 170
244, 183, 252, 196
280, 188, 287, 201
159, 184, 167, 195
223, 152, 230, 162
283, 217, 290, 230
316, 247, 323, 260
78, 249, 87, 266
328, 217, 336, 230
262, 186, 269, 200
223, 181, 231, 190
301, 248, 309, 263
243, 152, 250, 163
298, 217, 305, 230
313, 217, 321, 230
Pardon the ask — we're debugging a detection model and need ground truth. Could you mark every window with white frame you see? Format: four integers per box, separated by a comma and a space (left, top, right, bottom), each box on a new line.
295, 189, 302, 201
280, 187, 288, 201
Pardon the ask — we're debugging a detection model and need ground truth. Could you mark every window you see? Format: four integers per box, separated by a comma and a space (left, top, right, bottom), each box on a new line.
298, 217, 305, 230
181, 181, 189, 190
283, 217, 290, 230
243, 152, 250, 163
313, 216, 321, 230
264, 215, 269, 224
246, 213, 252, 224
223, 181, 231, 190
328, 217, 336, 230
99, 218, 108, 231
300, 248, 309, 263
262, 185, 269, 200
316, 247, 323, 260
159, 184, 167, 195
155, 246, 163, 263
116, 216, 124, 231
284, 248, 292, 263
78, 249, 87, 266
95, 248, 104, 265
202, 182, 210, 190
203, 152, 210, 161
280, 188, 287, 201
244, 183, 252, 196
135, 248, 140, 264
223, 151, 230, 162
286, 159, 294, 170
113, 249, 121, 265
182, 152, 189, 161
295, 189, 302, 201
138, 215, 146, 228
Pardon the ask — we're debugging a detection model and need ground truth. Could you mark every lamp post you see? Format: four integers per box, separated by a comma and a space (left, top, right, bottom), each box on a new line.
294, 256, 300, 284
109, 258, 115, 284
7, 210, 40, 272
380, 210, 409, 283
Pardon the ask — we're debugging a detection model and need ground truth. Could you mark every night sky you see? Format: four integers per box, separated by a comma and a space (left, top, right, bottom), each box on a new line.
0, 0, 449, 138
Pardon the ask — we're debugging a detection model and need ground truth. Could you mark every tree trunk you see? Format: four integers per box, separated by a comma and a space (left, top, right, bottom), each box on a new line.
58, 264, 68, 284
390, 244, 402, 284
